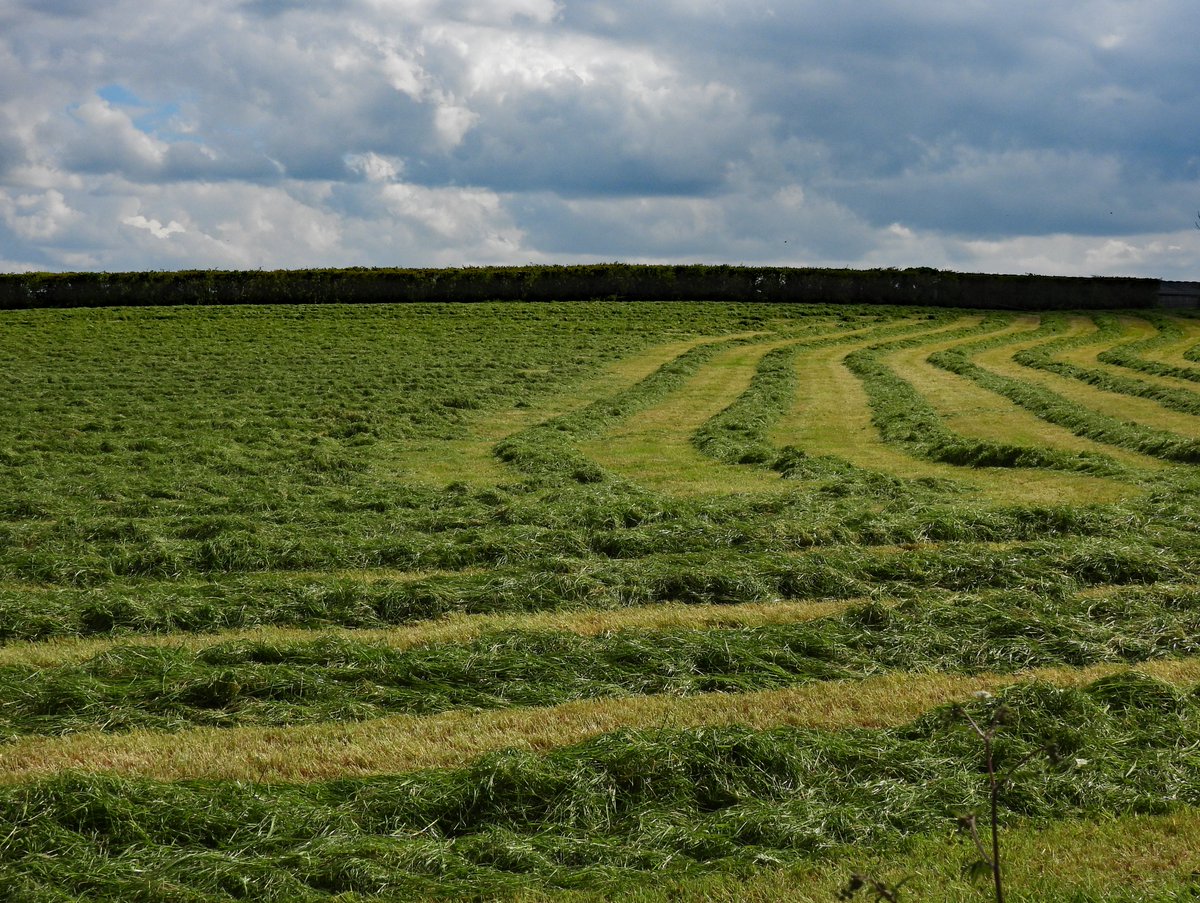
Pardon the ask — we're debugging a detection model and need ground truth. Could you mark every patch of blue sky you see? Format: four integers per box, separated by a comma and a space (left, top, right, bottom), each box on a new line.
97, 83, 142, 106
97, 83, 192, 143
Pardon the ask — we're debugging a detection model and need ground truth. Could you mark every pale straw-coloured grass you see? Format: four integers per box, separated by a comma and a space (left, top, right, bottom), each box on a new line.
5, 657, 1198, 785
773, 317, 1137, 503
973, 315, 1200, 440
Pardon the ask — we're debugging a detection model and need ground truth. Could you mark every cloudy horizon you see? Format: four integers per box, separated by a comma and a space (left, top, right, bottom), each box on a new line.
2, 0, 1198, 277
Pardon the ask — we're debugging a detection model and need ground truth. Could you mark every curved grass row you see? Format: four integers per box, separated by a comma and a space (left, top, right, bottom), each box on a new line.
385, 331, 773, 487
3, 523, 1194, 642
967, 318, 1200, 445
491, 328, 808, 485
2, 674, 1199, 900
769, 327, 1136, 504
931, 343, 1200, 465
843, 320, 1130, 474
1097, 313, 1200, 384
579, 337, 807, 495
688, 314, 958, 471
1007, 313, 1200, 417
4, 577, 1199, 738
6, 655, 1199, 785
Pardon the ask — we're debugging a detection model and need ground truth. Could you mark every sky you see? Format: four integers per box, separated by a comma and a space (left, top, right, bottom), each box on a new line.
1, 0, 1198, 277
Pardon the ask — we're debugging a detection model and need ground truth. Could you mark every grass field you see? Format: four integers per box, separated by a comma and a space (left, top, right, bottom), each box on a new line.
1, 301, 1199, 901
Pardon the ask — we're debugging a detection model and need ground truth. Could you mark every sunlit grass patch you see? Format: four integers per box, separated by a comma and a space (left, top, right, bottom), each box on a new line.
382, 332, 772, 487
4, 658, 1199, 784
774, 321, 1135, 504
1059, 314, 1200, 397
973, 315, 1200, 441
887, 316, 1164, 471
580, 338, 811, 494
1142, 313, 1200, 368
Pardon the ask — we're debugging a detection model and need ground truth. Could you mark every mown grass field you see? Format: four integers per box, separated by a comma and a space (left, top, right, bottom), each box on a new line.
1, 300, 1199, 901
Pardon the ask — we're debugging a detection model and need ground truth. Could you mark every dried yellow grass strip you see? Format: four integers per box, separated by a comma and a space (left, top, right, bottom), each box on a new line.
974, 315, 1200, 440
0, 599, 848, 669
5, 658, 1198, 785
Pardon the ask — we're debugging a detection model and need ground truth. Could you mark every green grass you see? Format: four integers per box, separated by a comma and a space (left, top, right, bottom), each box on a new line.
3, 676, 1200, 900
1, 300, 1198, 899
931, 336, 1200, 465
4, 577, 1200, 738
843, 319, 1132, 473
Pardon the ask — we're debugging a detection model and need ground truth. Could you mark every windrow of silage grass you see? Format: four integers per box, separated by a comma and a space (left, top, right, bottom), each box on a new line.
1, 299, 1199, 900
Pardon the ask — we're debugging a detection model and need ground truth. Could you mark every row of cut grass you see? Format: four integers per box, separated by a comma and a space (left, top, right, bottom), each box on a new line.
880, 317, 1165, 474
386, 331, 774, 488
989, 314, 1200, 431
771, 329, 1135, 503
688, 313, 957, 468
931, 325, 1200, 464
1084, 312, 1200, 386
6, 656, 1200, 785
2, 524, 1195, 641
0, 599, 849, 669
580, 337, 809, 495
3, 674, 1200, 899
843, 318, 1133, 474
496, 315, 921, 490
4, 576, 1200, 737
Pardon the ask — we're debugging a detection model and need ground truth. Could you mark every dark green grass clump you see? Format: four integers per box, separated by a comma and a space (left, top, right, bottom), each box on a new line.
1, 520, 1194, 642
1, 676, 1198, 900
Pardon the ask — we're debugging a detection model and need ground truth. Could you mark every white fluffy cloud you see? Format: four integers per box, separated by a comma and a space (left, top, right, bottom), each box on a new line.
1, 0, 1198, 275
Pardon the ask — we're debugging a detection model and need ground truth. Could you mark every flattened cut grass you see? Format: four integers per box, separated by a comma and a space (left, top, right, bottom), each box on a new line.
773, 322, 1135, 504
1144, 314, 1200, 368
7, 657, 1200, 784
580, 337, 818, 494
974, 316, 1200, 441
383, 332, 771, 487
523, 810, 1200, 902
886, 316, 1164, 472
0, 599, 849, 669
